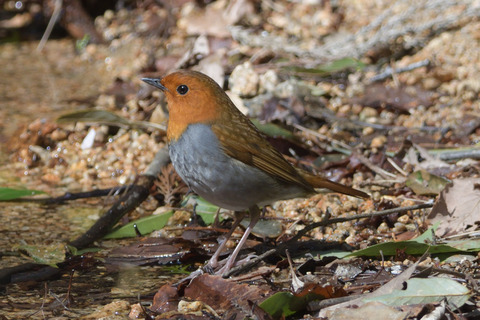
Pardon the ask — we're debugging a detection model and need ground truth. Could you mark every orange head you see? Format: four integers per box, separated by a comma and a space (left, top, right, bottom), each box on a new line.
142, 70, 240, 142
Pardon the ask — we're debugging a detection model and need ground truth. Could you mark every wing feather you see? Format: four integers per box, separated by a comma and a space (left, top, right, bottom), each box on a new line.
210, 114, 312, 192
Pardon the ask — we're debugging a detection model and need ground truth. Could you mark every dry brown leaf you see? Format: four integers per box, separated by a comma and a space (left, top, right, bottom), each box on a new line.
151, 284, 180, 314
351, 83, 435, 112
155, 164, 188, 205
178, 0, 254, 37
428, 177, 480, 237
184, 274, 272, 318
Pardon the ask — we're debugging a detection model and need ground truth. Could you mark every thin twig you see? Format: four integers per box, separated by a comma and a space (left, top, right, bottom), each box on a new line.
430, 148, 480, 161
416, 265, 469, 279
224, 203, 433, 277
293, 123, 398, 179
352, 153, 398, 179
368, 59, 431, 83
37, 0, 63, 52
386, 158, 408, 176
307, 107, 446, 133
293, 123, 352, 154
294, 203, 434, 243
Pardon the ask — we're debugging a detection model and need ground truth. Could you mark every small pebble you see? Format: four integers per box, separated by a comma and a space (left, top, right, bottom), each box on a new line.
229, 61, 259, 97
370, 135, 387, 148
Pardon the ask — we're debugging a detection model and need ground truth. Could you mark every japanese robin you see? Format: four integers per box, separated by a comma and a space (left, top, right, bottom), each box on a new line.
142, 70, 369, 274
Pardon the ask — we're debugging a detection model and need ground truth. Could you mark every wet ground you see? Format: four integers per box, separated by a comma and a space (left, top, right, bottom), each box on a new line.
0, 40, 174, 319
0, 40, 110, 142
0, 195, 183, 319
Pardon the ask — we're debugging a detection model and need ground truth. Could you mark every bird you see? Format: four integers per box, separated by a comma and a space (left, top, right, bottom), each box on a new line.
142, 70, 369, 275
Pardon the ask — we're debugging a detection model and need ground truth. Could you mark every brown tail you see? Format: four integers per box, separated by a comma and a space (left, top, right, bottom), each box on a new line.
299, 171, 370, 199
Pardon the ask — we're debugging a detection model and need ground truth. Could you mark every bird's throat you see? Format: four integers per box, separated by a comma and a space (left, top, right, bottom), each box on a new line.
166, 97, 220, 142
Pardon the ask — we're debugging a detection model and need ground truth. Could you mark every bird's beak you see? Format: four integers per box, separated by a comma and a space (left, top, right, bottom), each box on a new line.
142, 78, 167, 91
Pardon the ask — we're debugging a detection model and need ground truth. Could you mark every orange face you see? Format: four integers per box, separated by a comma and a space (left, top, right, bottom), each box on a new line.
158, 71, 227, 142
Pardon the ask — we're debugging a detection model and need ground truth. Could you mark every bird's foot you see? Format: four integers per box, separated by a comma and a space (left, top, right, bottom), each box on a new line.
209, 253, 258, 277
174, 267, 205, 286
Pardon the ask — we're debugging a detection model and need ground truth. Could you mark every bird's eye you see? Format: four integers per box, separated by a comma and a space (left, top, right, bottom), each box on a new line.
176, 84, 189, 95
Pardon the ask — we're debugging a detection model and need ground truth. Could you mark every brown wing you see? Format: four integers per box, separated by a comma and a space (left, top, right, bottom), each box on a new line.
210, 109, 313, 192
209, 96, 369, 199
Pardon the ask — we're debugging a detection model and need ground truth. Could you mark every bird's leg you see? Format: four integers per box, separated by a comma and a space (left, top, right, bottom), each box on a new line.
221, 205, 260, 275
261, 206, 267, 218
207, 211, 246, 269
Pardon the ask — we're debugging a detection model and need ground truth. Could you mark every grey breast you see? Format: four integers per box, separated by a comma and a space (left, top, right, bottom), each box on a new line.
169, 123, 307, 211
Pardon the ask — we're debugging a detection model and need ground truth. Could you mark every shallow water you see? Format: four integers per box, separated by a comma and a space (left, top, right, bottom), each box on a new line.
0, 40, 177, 318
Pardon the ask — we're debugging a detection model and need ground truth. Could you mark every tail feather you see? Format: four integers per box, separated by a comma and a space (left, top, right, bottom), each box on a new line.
299, 171, 369, 199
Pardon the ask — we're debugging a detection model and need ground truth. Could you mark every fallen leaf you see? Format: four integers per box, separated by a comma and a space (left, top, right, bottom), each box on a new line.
428, 178, 480, 236
351, 83, 435, 112
405, 170, 451, 195
364, 278, 470, 309
104, 211, 173, 239
106, 237, 204, 266
0, 187, 46, 200
261, 283, 346, 318
16, 243, 65, 267
328, 301, 409, 320
283, 57, 366, 76
184, 274, 272, 318
178, 0, 254, 37
151, 284, 180, 314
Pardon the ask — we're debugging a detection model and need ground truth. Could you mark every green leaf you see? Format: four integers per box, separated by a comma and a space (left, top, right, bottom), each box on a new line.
250, 119, 295, 139
75, 34, 90, 52
405, 170, 451, 195
104, 211, 173, 239
319, 226, 439, 259
259, 292, 298, 318
0, 187, 45, 200
161, 265, 192, 275
17, 243, 65, 267
318, 223, 438, 258
364, 278, 470, 309
260, 288, 333, 319
444, 239, 480, 251
319, 224, 479, 260
283, 58, 366, 76
411, 223, 438, 243
57, 110, 131, 126
347, 225, 455, 257
346, 224, 479, 259
318, 57, 367, 73
346, 241, 460, 257
181, 195, 221, 225
317, 250, 353, 259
